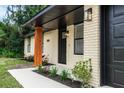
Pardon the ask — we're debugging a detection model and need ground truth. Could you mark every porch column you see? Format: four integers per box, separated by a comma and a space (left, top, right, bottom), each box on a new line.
33, 27, 43, 66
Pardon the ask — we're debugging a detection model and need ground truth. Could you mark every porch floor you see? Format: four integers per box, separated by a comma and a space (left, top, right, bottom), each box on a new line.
8, 68, 70, 88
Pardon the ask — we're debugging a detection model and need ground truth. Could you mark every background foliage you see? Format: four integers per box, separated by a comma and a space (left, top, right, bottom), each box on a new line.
0, 5, 46, 58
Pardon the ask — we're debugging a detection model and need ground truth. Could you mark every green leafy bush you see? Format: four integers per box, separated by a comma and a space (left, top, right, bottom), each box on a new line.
72, 59, 92, 88
49, 66, 58, 77
60, 70, 69, 81
38, 65, 44, 73
0, 48, 3, 56
2, 49, 15, 57
0, 48, 22, 58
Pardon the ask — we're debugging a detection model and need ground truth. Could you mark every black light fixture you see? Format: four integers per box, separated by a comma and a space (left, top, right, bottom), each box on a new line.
64, 30, 69, 38
84, 8, 92, 21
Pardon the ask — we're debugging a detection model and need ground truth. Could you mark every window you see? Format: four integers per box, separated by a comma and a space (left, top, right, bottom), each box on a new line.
74, 23, 83, 55
27, 37, 31, 53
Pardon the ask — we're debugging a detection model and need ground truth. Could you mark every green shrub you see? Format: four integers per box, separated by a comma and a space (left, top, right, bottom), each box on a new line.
72, 59, 92, 88
1, 48, 15, 58
49, 66, 58, 77
38, 65, 44, 73
60, 70, 69, 81
0, 48, 2, 55
0, 48, 23, 58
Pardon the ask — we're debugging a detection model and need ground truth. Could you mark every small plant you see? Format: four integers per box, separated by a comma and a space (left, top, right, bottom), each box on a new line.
38, 65, 50, 74
72, 59, 92, 88
49, 66, 58, 77
38, 65, 44, 73
60, 70, 69, 81
0, 48, 22, 58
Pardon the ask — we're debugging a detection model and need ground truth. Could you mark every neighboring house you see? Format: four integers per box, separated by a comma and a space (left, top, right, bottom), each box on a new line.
23, 5, 124, 88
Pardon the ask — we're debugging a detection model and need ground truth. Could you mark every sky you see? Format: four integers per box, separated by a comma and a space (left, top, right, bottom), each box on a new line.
0, 5, 7, 21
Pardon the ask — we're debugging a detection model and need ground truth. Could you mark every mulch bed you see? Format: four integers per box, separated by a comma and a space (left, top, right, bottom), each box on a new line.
42, 63, 54, 66
33, 70, 82, 88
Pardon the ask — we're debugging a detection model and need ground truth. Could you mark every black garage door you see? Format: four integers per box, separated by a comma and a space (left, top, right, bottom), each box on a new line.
106, 6, 124, 87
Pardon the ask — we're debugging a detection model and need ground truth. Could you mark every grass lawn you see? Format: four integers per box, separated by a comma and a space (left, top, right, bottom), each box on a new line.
0, 58, 32, 88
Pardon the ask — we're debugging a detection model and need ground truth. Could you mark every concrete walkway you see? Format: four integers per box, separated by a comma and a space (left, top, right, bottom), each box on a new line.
8, 68, 70, 88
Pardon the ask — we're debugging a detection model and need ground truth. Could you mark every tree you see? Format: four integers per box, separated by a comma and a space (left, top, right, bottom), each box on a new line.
0, 5, 46, 57
6, 5, 47, 36
6, 5, 46, 25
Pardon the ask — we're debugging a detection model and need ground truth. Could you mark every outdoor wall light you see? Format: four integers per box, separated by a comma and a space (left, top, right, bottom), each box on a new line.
64, 30, 69, 38
47, 39, 50, 42
84, 8, 92, 21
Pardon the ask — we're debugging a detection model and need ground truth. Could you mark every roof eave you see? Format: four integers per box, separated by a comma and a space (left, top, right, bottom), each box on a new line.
22, 5, 56, 27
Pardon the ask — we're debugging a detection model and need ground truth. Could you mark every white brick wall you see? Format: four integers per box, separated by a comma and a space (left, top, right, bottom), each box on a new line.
43, 30, 58, 65
84, 5, 100, 87
43, 25, 83, 69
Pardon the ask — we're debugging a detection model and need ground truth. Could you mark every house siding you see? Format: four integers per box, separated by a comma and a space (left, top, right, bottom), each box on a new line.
43, 25, 83, 69
43, 30, 58, 65
84, 5, 100, 87
24, 5, 101, 87
66, 25, 83, 69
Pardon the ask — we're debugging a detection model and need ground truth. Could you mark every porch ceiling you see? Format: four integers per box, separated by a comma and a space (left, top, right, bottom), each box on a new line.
22, 5, 84, 31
